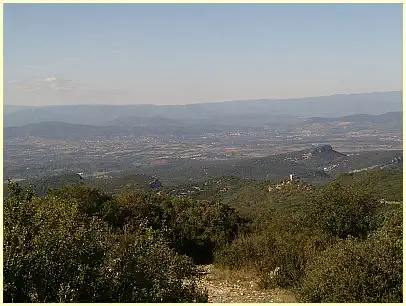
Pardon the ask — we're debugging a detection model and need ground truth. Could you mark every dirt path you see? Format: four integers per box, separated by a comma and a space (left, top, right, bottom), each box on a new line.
198, 265, 297, 303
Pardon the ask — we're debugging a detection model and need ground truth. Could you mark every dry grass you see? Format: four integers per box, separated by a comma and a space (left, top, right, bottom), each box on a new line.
198, 265, 297, 303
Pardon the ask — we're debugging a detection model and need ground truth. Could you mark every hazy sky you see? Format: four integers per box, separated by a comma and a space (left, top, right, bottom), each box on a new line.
5, 3, 402, 106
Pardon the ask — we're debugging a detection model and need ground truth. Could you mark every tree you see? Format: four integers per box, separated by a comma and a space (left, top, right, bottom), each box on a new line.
300, 211, 402, 302
4, 183, 208, 302
309, 183, 379, 239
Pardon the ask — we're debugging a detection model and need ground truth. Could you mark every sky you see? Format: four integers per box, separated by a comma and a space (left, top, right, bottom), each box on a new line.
4, 3, 403, 106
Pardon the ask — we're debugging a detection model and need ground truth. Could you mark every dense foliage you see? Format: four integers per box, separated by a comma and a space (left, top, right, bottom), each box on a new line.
4, 168, 402, 303
213, 173, 403, 302
301, 211, 402, 302
309, 182, 380, 239
48, 185, 243, 263
332, 168, 403, 201
4, 182, 210, 302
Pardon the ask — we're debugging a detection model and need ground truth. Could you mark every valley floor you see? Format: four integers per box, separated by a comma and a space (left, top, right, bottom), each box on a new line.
199, 265, 297, 303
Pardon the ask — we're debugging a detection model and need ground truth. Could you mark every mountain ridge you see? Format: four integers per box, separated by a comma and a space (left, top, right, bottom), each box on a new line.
5, 90, 401, 108
5, 91, 402, 127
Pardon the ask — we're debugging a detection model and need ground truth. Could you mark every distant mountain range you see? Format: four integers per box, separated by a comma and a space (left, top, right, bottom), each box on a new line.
307, 111, 402, 124
4, 110, 402, 141
306, 111, 403, 130
4, 120, 223, 140
4, 122, 132, 140
4, 91, 402, 127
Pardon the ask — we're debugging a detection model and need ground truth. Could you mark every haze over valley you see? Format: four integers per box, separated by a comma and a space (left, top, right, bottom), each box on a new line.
4, 4, 402, 304
4, 91, 403, 184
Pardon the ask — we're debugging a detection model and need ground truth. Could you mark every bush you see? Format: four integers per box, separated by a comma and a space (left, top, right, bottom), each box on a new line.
4, 192, 110, 302
3, 183, 208, 302
309, 182, 379, 239
300, 211, 402, 303
47, 186, 244, 264
332, 169, 403, 202
49, 185, 113, 217
214, 232, 276, 270
105, 190, 244, 263
255, 230, 328, 289
215, 210, 335, 289
98, 228, 208, 302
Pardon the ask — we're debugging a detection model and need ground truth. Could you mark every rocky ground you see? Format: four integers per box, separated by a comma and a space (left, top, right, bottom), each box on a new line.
198, 265, 297, 303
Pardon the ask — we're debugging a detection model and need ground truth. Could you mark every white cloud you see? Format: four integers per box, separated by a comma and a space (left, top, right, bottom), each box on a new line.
16, 83, 39, 91
40, 76, 74, 92
6, 80, 38, 91
44, 76, 57, 82
50, 79, 74, 91
7, 75, 130, 103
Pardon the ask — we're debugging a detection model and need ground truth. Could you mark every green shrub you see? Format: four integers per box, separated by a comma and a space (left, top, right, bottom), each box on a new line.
49, 185, 113, 217
309, 182, 379, 239
332, 169, 403, 202
48, 186, 244, 264
3, 183, 208, 303
215, 210, 335, 289
4, 193, 110, 302
214, 232, 276, 270
255, 226, 334, 289
98, 228, 208, 302
106, 190, 244, 263
300, 212, 402, 303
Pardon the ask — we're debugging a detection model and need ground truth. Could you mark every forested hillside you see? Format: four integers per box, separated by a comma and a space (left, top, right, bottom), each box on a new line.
4, 168, 402, 302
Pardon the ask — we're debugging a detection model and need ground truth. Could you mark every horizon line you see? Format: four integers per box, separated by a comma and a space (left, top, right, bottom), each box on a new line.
5, 89, 402, 108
